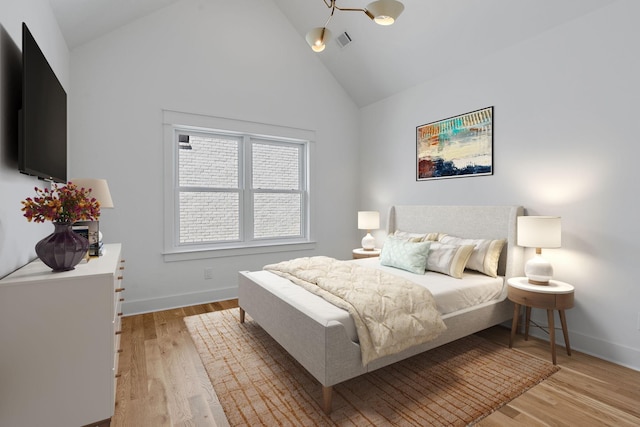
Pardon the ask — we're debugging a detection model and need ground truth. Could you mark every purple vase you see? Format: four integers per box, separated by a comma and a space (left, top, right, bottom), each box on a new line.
35, 222, 89, 272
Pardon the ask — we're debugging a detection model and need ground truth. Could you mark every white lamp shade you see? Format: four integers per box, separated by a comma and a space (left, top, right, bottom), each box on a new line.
517, 216, 561, 248
358, 211, 380, 230
366, 0, 405, 25
70, 178, 114, 208
305, 27, 331, 52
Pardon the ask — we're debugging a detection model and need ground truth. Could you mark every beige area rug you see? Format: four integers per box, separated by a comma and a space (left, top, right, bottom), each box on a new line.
184, 309, 559, 426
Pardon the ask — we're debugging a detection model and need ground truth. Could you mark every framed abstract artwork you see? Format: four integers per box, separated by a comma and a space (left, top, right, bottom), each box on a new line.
416, 106, 493, 181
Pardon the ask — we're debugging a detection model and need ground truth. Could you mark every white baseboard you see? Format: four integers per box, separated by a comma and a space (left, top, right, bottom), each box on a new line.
122, 287, 238, 316
526, 328, 639, 372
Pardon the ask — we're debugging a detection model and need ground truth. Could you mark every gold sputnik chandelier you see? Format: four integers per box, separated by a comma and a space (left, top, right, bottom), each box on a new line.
306, 0, 405, 52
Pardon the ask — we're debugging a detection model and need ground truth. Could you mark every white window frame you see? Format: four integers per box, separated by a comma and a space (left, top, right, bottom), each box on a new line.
162, 110, 315, 261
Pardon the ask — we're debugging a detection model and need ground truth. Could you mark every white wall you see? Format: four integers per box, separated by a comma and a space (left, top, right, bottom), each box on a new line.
0, 0, 69, 278
69, 0, 360, 313
360, 0, 639, 369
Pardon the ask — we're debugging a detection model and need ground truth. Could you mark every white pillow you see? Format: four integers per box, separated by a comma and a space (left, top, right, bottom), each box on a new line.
393, 230, 426, 242
439, 236, 506, 278
380, 237, 431, 274
426, 243, 475, 279
393, 230, 445, 242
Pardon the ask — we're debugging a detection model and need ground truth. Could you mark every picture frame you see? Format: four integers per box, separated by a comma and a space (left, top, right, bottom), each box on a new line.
73, 220, 100, 257
416, 106, 494, 181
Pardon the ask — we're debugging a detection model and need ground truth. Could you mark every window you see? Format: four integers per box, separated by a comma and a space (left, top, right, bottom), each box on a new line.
163, 111, 314, 260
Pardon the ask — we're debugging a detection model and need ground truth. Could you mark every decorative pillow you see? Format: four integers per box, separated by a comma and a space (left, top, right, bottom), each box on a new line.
426, 243, 475, 279
393, 230, 444, 242
380, 237, 431, 274
423, 232, 446, 241
392, 230, 426, 242
439, 236, 506, 278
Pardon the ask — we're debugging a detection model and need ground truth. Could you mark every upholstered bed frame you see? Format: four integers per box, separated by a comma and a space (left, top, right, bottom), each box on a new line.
238, 205, 524, 413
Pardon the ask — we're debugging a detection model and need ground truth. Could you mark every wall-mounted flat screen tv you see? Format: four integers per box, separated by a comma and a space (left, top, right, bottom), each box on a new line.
18, 22, 67, 183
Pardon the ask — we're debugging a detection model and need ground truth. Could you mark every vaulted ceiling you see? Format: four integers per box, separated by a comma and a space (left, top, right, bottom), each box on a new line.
49, 0, 616, 107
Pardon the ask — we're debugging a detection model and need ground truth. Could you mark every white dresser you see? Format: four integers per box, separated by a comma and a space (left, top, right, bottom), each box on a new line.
0, 243, 124, 427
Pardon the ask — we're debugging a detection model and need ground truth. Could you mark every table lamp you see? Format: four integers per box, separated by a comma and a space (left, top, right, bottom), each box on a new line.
517, 216, 561, 285
358, 211, 380, 251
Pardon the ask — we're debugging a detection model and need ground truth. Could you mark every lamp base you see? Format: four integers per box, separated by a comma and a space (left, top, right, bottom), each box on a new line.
527, 278, 550, 286
524, 253, 553, 285
361, 232, 376, 251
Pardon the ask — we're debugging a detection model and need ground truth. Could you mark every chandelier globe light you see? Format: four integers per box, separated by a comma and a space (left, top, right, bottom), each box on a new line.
306, 27, 332, 52
367, 0, 404, 25
305, 0, 404, 52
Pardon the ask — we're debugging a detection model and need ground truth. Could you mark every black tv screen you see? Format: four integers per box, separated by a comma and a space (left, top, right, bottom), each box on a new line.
19, 22, 67, 183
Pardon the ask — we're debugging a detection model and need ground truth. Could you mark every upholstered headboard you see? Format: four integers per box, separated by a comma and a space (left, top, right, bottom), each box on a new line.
387, 205, 524, 278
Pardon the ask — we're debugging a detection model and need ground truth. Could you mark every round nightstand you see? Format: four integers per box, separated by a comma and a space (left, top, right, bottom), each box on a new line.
352, 248, 381, 259
507, 277, 574, 365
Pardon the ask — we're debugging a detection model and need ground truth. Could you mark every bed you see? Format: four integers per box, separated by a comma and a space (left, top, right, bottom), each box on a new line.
238, 205, 524, 413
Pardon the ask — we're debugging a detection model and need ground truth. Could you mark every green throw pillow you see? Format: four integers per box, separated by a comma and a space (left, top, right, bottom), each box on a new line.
380, 237, 431, 274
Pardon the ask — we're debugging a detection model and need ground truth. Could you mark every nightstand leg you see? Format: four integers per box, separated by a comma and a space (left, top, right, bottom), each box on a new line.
559, 309, 572, 356
524, 306, 532, 341
547, 309, 556, 365
509, 303, 520, 348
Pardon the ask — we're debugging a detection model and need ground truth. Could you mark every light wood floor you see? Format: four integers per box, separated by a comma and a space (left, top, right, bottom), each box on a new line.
113, 301, 640, 426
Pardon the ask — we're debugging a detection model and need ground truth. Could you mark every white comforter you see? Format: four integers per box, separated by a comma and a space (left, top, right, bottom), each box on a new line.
264, 256, 447, 365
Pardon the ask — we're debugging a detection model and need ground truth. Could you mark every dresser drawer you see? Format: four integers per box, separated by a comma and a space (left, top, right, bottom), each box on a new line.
113, 260, 124, 322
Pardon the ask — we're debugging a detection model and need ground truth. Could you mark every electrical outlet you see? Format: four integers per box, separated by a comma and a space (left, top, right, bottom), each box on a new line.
204, 267, 213, 280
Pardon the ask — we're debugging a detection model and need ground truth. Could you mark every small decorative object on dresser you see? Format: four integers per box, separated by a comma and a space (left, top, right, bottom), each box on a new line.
21, 182, 100, 271
508, 276, 574, 365
35, 221, 89, 271
73, 220, 100, 256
